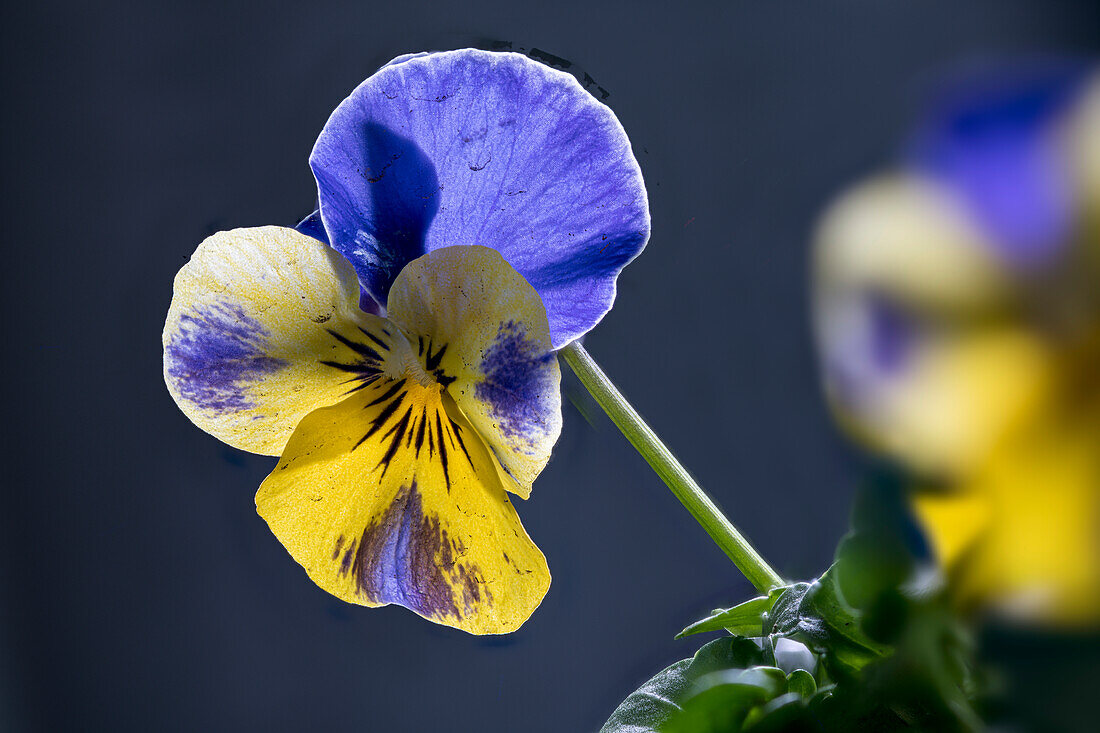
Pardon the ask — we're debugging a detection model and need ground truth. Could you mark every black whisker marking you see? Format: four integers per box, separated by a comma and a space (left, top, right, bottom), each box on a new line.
414, 407, 428, 457
377, 406, 413, 480
366, 378, 406, 407
425, 342, 448, 371
358, 326, 390, 351
436, 413, 451, 493
319, 359, 376, 374
427, 414, 435, 457
326, 329, 383, 362
352, 389, 406, 450
343, 376, 381, 395
449, 417, 474, 468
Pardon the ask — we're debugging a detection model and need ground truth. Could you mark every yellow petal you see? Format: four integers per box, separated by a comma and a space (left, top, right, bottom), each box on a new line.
914, 329, 1100, 626
814, 174, 1014, 316
256, 377, 550, 634
862, 328, 1053, 476
387, 245, 562, 498
914, 402, 1100, 626
163, 226, 395, 455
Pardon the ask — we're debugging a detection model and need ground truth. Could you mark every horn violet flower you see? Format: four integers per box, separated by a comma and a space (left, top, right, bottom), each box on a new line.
813, 64, 1100, 625
163, 49, 649, 634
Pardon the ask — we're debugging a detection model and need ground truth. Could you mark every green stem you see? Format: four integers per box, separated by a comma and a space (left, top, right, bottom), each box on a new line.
560, 341, 784, 594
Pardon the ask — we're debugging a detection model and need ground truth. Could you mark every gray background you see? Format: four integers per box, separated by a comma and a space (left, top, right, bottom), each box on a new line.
2, 1, 1097, 730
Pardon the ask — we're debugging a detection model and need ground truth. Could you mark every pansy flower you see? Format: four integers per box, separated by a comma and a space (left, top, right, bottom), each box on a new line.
813, 63, 1100, 625
163, 50, 649, 633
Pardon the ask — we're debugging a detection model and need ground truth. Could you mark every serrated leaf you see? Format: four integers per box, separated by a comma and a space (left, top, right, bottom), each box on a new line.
675, 592, 779, 639
601, 637, 766, 733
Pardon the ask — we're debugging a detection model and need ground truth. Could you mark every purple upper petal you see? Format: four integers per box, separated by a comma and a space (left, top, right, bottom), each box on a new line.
310, 49, 650, 347
908, 62, 1090, 267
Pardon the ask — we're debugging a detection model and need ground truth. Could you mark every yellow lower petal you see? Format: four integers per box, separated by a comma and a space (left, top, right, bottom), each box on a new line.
255, 376, 550, 634
914, 383, 1100, 627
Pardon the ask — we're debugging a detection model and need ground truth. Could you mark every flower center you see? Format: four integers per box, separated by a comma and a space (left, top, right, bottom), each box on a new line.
317, 324, 456, 392
385, 332, 455, 389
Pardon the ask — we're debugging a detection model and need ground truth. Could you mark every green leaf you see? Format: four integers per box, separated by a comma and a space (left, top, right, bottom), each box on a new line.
761, 568, 891, 680
786, 670, 816, 698
675, 592, 780, 639
741, 692, 808, 732
663, 667, 788, 733
835, 469, 926, 613
601, 637, 765, 733
808, 567, 891, 657
763, 583, 828, 644
695, 666, 788, 697
834, 532, 911, 612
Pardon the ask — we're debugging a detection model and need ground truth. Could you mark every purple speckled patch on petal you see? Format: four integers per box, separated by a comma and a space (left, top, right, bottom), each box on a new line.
475, 321, 556, 447
166, 303, 287, 414
340, 482, 486, 620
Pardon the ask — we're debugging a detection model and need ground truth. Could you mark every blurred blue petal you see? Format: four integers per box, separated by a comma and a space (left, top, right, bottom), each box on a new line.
310, 49, 650, 347
909, 62, 1091, 266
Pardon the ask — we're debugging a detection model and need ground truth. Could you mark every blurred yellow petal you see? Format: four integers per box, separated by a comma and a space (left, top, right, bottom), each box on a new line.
387, 246, 562, 498
814, 175, 1014, 316
914, 393, 1100, 626
163, 226, 396, 455
868, 328, 1053, 477
256, 378, 551, 634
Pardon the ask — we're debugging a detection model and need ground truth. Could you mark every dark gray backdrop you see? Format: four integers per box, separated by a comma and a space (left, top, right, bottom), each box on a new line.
2, 1, 1097, 730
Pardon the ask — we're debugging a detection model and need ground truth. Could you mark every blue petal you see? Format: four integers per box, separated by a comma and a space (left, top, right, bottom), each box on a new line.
294, 209, 329, 244
908, 62, 1090, 266
296, 209, 382, 315
310, 49, 650, 347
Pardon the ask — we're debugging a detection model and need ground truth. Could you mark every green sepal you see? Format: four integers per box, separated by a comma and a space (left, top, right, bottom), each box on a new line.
675, 589, 783, 639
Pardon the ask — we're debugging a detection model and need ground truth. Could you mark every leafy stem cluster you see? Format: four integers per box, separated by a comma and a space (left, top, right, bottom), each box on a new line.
562, 344, 984, 732
601, 477, 983, 732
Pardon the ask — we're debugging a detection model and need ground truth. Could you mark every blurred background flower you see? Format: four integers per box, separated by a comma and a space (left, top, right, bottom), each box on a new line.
813, 62, 1100, 627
